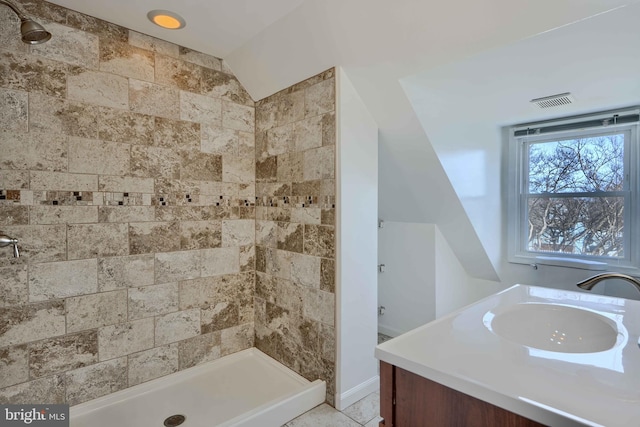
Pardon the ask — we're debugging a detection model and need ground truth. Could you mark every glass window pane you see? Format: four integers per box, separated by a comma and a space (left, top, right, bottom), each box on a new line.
528, 134, 624, 194
526, 196, 624, 258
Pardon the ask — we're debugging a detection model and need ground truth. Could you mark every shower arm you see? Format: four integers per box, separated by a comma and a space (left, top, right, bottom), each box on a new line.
0, 0, 28, 20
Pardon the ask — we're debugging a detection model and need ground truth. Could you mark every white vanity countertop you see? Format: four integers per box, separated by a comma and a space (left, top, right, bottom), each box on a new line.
375, 284, 640, 427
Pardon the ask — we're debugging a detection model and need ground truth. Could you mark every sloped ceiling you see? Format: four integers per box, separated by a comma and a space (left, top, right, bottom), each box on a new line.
46, 0, 639, 281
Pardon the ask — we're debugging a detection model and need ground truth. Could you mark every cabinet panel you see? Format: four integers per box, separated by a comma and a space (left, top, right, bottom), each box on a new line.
394, 366, 546, 427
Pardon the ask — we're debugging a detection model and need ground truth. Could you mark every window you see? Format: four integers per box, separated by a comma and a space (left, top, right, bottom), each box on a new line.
508, 108, 640, 271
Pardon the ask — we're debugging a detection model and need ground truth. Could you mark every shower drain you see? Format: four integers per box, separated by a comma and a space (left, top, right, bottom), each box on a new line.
164, 415, 186, 426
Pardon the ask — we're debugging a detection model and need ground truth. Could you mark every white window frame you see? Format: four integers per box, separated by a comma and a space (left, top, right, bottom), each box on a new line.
507, 108, 640, 272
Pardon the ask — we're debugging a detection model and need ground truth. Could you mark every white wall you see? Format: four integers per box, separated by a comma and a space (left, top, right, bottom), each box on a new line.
335, 68, 379, 410
378, 222, 436, 336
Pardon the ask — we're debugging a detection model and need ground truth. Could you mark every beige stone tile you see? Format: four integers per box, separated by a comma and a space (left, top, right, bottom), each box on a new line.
30, 171, 97, 191
180, 220, 221, 250
305, 78, 335, 117
222, 101, 255, 132
294, 115, 323, 152
0, 375, 65, 404
303, 288, 335, 326
129, 79, 180, 119
290, 253, 321, 288
201, 247, 240, 277
130, 145, 181, 179
178, 331, 221, 369
0, 51, 67, 98
155, 308, 201, 346
68, 137, 130, 176
285, 404, 360, 427
65, 10, 128, 42
320, 258, 335, 293
100, 39, 154, 81
343, 391, 381, 425
98, 206, 155, 223
98, 107, 154, 145
0, 10, 28, 54
0, 171, 29, 190
128, 283, 179, 320
277, 151, 304, 182
202, 69, 253, 106
0, 206, 28, 226
29, 331, 98, 378
303, 145, 335, 181
221, 60, 234, 75
178, 276, 218, 310
222, 155, 254, 184
255, 98, 278, 133
155, 55, 202, 92
30, 206, 97, 225
303, 224, 335, 258
128, 344, 178, 386
220, 322, 254, 356
278, 222, 304, 253
98, 318, 154, 360
276, 90, 305, 127
222, 220, 254, 247
98, 176, 154, 193
37, 79, 87, 126
98, 254, 155, 291
31, 21, 99, 69
180, 91, 222, 124
0, 130, 67, 172
179, 47, 222, 70
256, 221, 277, 248
321, 209, 335, 226
128, 30, 179, 57
68, 69, 129, 109
201, 124, 238, 155
322, 112, 336, 146
0, 345, 28, 388
154, 117, 200, 150
240, 245, 255, 272
0, 301, 66, 347
65, 357, 127, 406
0, 265, 28, 307
66, 290, 127, 333
291, 207, 321, 225
0, 88, 28, 133
291, 180, 320, 197
273, 249, 294, 280
67, 223, 129, 260
238, 131, 255, 158
0, 225, 67, 264
320, 323, 336, 362
179, 151, 222, 181
155, 250, 202, 283
29, 259, 97, 302
129, 221, 180, 255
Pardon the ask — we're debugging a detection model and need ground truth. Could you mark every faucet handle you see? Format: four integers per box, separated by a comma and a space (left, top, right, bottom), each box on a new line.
0, 235, 20, 258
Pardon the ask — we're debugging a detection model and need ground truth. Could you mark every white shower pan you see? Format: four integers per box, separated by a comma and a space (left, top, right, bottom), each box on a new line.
70, 348, 326, 427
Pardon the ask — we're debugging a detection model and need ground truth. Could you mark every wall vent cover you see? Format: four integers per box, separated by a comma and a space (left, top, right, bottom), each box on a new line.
530, 93, 575, 109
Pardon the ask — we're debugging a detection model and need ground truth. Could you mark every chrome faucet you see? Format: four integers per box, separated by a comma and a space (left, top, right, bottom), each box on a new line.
576, 273, 640, 294
0, 235, 19, 258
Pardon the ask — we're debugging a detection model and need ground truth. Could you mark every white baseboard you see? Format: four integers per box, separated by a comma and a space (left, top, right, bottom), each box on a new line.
335, 376, 379, 411
378, 324, 402, 338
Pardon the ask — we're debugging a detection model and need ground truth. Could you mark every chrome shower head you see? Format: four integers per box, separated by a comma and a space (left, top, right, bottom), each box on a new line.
0, 0, 52, 45
20, 18, 52, 44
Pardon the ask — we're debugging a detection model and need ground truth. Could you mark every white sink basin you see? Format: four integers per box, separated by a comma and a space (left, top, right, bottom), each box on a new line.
486, 303, 618, 353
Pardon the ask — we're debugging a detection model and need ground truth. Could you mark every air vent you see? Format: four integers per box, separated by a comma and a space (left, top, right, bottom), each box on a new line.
530, 93, 575, 109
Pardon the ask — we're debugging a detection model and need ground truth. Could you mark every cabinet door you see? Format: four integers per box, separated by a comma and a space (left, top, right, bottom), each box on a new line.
394, 367, 546, 427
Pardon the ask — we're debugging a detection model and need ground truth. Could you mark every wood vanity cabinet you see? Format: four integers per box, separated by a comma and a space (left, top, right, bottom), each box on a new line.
379, 362, 547, 427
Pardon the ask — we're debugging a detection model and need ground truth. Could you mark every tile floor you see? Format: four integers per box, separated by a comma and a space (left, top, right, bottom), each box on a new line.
283, 390, 382, 426
284, 333, 393, 426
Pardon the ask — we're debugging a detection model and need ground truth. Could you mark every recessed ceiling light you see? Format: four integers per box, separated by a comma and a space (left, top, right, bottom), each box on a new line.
147, 10, 186, 30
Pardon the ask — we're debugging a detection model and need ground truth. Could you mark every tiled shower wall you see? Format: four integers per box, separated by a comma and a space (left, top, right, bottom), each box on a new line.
254, 70, 337, 404
0, 0, 257, 404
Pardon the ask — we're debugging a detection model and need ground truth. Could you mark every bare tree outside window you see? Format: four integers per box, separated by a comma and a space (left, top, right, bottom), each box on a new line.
525, 134, 625, 258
